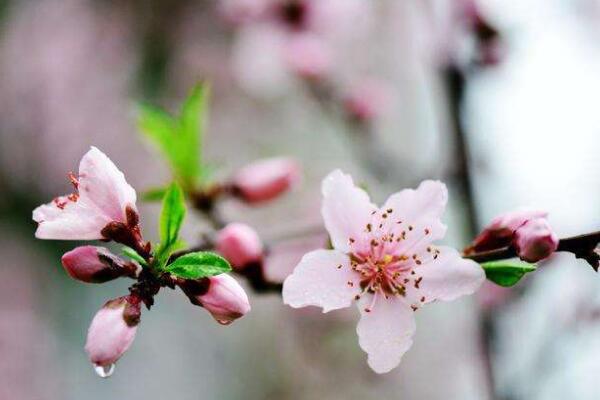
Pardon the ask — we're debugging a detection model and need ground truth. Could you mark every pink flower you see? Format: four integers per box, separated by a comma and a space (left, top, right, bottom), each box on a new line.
85, 296, 141, 370
284, 33, 332, 80
514, 218, 558, 262
179, 274, 251, 325
282, 170, 484, 373
467, 209, 548, 253
216, 223, 264, 270
33, 146, 138, 240
232, 157, 300, 204
343, 78, 390, 122
61, 246, 138, 283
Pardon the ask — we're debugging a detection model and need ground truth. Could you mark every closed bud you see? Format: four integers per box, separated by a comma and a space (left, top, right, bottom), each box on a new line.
179, 274, 250, 325
467, 210, 547, 253
61, 246, 137, 283
514, 219, 558, 262
85, 296, 141, 370
216, 223, 264, 270
232, 158, 300, 204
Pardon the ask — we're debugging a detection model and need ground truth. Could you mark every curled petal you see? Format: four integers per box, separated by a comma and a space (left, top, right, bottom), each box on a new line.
78, 146, 137, 222
417, 246, 485, 303
33, 198, 111, 240
283, 249, 360, 313
321, 170, 377, 253
356, 294, 416, 374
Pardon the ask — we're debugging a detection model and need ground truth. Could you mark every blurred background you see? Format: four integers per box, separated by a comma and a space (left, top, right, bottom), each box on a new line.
1, 0, 600, 399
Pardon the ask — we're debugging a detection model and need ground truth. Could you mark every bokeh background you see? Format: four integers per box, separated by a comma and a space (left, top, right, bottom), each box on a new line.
1, 0, 600, 399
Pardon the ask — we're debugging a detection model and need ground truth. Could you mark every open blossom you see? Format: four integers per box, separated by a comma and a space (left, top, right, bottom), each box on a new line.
33, 146, 138, 240
178, 274, 251, 325
514, 218, 558, 262
283, 170, 484, 373
232, 157, 300, 204
216, 223, 264, 270
85, 296, 141, 369
61, 246, 138, 283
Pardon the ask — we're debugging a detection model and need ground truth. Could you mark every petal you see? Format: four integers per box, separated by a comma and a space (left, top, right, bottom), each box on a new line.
321, 170, 377, 253
33, 197, 110, 240
356, 294, 416, 373
381, 180, 447, 229
78, 147, 137, 222
417, 246, 485, 303
283, 249, 360, 313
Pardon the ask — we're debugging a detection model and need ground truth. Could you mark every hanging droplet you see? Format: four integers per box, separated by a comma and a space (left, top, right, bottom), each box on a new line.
216, 319, 233, 326
93, 363, 115, 378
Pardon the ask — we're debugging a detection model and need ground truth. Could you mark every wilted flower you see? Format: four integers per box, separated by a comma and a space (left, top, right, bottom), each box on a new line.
61, 246, 138, 283
33, 146, 138, 240
283, 170, 484, 373
85, 296, 141, 373
514, 218, 558, 262
178, 274, 251, 325
232, 157, 300, 204
216, 223, 264, 270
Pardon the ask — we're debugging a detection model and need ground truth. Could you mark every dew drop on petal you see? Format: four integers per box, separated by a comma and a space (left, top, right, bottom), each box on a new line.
216, 319, 233, 326
93, 363, 115, 378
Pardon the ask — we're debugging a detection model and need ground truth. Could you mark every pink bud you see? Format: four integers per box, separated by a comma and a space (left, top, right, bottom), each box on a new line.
514, 219, 558, 262
216, 223, 264, 270
285, 34, 332, 80
232, 158, 300, 204
61, 246, 137, 283
179, 274, 250, 325
468, 210, 548, 253
343, 78, 390, 122
85, 296, 141, 369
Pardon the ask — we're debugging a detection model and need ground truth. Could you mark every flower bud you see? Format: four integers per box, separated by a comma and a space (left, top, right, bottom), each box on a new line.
343, 78, 390, 122
232, 158, 300, 204
285, 34, 331, 80
61, 246, 137, 283
85, 296, 141, 369
216, 223, 264, 270
467, 210, 548, 253
514, 218, 558, 262
179, 274, 250, 325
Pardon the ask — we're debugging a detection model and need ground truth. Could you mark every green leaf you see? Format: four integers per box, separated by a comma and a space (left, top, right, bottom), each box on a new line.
141, 186, 168, 202
481, 260, 537, 287
166, 251, 231, 279
154, 182, 186, 268
122, 246, 148, 266
136, 83, 209, 190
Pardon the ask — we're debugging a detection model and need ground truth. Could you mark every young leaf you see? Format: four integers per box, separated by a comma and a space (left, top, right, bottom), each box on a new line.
154, 182, 186, 268
481, 260, 537, 287
122, 246, 148, 266
166, 252, 231, 279
141, 186, 168, 202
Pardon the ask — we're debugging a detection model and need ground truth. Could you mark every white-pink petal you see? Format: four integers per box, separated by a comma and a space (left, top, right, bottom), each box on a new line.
78, 146, 137, 222
356, 294, 416, 374
283, 249, 360, 313
417, 246, 485, 303
382, 180, 448, 227
321, 170, 377, 253
32, 147, 137, 240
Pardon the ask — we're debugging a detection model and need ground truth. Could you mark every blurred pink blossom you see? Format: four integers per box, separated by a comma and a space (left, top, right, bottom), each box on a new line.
283, 170, 484, 373
232, 157, 300, 204
216, 223, 264, 270
284, 33, 332, 80
343, 78, 391, 122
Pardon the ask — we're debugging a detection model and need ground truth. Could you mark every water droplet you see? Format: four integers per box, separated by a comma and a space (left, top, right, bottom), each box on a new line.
216, 319, 233, 326
93, 363, 115, 378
